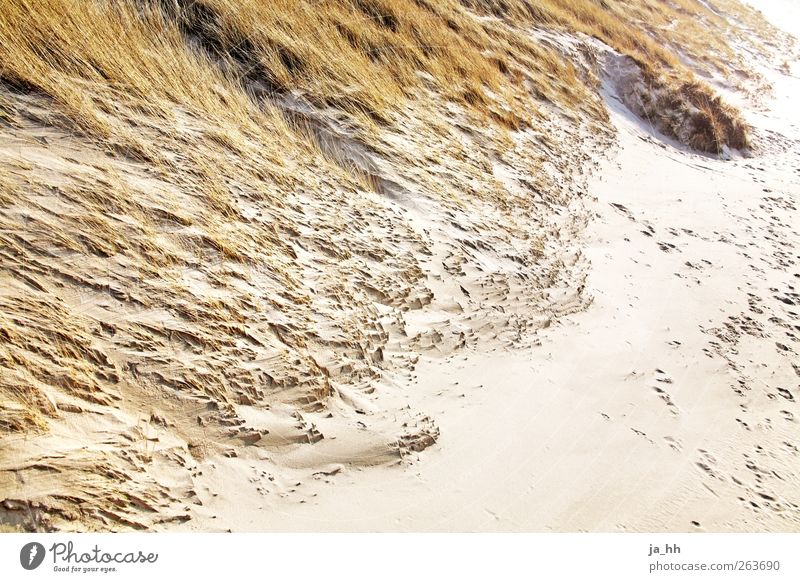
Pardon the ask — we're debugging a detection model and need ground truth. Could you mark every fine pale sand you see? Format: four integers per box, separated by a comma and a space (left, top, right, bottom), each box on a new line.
174, 6, 800, 533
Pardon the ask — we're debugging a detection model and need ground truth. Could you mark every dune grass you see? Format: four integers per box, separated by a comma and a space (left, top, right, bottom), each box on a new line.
458, 0, 756, 151
1, 0, 758, 149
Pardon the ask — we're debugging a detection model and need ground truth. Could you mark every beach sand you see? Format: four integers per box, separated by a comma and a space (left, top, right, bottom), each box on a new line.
175, 6, 800, 532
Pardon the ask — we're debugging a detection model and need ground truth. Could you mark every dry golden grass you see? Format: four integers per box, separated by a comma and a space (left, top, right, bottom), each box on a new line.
459, 0, 761, 151
0, 0, 766, 154
0, 2, 277, 133
0, 166, 12, 206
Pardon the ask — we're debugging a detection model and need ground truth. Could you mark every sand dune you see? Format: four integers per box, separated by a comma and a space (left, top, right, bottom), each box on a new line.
175, 30, 800, 532
1, 0, 798, 532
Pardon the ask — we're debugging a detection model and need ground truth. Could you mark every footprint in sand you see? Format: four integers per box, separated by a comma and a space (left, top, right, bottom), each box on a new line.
663, 436, 682, 453
695, 449, 724, 480
649, 369, 678, 414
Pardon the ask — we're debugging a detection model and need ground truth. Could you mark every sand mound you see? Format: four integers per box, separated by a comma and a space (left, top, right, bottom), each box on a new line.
0, 0, 791, 531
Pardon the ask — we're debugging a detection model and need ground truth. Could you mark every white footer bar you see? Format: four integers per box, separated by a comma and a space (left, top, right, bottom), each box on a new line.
1, 533, 797, 581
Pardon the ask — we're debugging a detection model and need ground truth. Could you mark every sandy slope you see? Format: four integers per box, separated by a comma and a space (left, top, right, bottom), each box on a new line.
177, 21, 800, 532
0, 61, 605, 531
1, 1, 796, 533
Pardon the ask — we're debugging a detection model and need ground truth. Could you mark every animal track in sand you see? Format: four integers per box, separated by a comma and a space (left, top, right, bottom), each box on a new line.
684, 260, 710, 270
663, 436, 682, 453
696, 449, 723, 481
649, 369, 679, 415
730, 447, 800, 523
630, 428, 654, 444
609, 202, 636, 221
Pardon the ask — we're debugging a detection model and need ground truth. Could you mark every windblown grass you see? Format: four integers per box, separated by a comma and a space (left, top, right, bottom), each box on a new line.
0, 0, 765, 153
460, 0, 756, 151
